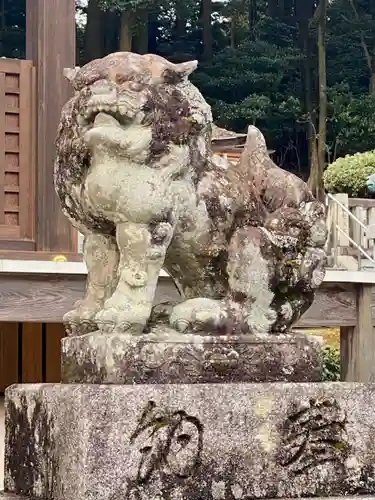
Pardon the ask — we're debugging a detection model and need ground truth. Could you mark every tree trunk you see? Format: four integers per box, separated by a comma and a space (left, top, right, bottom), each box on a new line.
371, 46, 375, 94
284, 0, 295, 18
103, 9, 119, 56
230, 16, 236, 48
84, 0, 104, 62
297, 0, 317, 183
148, 13, 158, 54
175, 1, 187, 40
172, 2, 188, 60
308, 0, 327, 201
267, 0, 278, 17
133, 9, 148, 54
119, 10, 134, 52
248, 0, 257, 37
201, 0, 213, 61
347, 0, 375, 94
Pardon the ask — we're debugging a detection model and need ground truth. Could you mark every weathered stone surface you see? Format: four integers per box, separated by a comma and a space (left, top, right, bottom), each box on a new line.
61, 327, 323, 384
0, 495, 30, 499
54, 51, 326, 338
5, 382, 375, 500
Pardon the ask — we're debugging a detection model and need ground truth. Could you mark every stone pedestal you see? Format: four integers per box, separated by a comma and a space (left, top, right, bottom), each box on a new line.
4, 382, 375, 500
3, 326, 375, 500
61, 328, 323, 384
0, 495, 28, 499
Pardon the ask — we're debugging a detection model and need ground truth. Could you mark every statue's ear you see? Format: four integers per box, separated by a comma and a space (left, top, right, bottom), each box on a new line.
162, 60, 198, 84
175, 60, 198, 77
63, 66, 80, 82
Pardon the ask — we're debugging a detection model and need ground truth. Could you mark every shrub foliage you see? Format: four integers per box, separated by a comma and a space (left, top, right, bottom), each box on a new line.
323, 151, 375, 197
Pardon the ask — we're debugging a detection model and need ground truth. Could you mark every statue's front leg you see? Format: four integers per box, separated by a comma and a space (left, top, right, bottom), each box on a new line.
64, 232, 119, 335
95, 221, 173, 334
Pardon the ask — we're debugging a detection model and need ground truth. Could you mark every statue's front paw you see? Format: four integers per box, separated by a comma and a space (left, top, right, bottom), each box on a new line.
95, 302, 150, 335
170, 298, 227, 333
94, 308, 132, 334
63, 302, 101, 336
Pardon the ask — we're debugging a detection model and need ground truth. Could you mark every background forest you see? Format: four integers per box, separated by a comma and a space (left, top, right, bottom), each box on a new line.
2, 0, 375, 197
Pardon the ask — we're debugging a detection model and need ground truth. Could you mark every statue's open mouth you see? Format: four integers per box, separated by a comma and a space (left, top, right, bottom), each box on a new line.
82, 110, 133, 145
93, 111, 122, 128
81, 109, 131, 130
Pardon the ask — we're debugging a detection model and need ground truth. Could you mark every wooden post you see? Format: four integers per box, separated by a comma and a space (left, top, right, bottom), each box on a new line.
340, 326, 354, 381
26, 0, 77, 253
340, 284, 375, 381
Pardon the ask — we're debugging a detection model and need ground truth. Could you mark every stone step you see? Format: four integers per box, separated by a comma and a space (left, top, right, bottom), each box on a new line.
5, 382, 375, 500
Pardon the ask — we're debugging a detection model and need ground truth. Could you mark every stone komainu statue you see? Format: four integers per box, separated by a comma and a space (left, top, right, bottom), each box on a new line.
54, 52, 327, 336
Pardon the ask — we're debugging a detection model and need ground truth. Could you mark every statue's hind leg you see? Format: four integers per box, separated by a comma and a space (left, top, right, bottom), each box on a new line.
168, 227, 277, 335
270, 291, 314, 333
63, 231, 119, 335
226, 226, 277, 334
170, 297, 227, 333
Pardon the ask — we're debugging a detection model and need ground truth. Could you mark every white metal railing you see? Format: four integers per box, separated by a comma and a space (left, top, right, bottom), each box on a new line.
326, 193, 375, 270
78, 232, 84, 254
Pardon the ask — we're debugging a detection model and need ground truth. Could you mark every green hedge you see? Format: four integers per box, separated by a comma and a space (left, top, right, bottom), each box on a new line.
322, 346, 340, 381
323, 151, 375, 197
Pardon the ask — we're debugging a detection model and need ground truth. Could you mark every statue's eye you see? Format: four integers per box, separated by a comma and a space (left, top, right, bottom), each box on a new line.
176, 433, 191, 446
115, 74, 127, 85
142, 103, 152, 112
139, 446, 152, 455
129, 81, 143, 92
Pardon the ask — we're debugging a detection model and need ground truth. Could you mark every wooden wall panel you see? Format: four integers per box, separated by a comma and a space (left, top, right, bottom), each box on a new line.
0, 321, 66, 392
0, 72, 5, 225
0, 322, 19, 392
45, 323, 65, 383
21, 322, 43, 383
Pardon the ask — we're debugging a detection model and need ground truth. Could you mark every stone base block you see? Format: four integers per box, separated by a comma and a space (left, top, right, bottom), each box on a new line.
0, 495, 29, 499
5, 382, 375, 500
61, 327, 323, 383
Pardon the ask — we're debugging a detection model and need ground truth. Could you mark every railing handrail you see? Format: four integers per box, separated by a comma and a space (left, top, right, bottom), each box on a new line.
326, 193, 375, 270
335, 225, 375, 265
326, 193, 367, 232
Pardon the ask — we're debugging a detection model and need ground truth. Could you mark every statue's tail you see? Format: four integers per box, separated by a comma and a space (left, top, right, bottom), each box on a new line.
243, 126, 268, 159
240, 125, 269, 175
